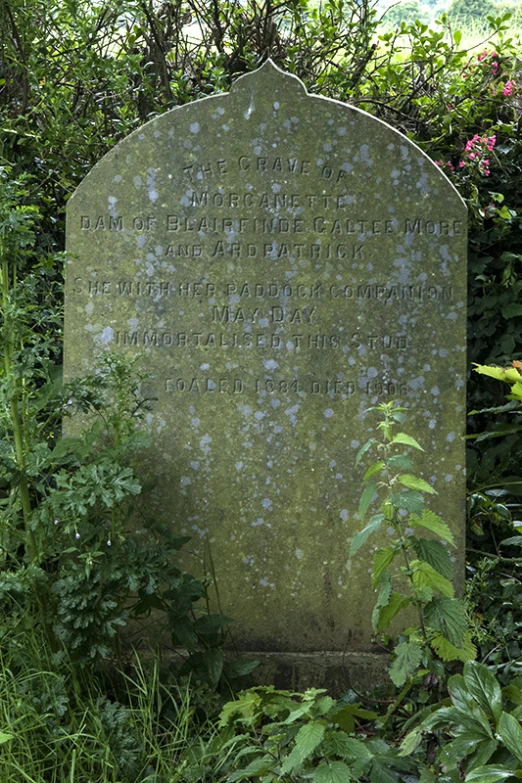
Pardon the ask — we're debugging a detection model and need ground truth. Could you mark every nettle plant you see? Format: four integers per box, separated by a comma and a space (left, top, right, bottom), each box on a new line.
351, 403, 474, 687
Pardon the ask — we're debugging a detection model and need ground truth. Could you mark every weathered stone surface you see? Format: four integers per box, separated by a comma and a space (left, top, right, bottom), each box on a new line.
64, 61, 467, 662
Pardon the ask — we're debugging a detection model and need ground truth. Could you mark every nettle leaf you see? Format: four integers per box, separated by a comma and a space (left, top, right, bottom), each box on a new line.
391, 433, 424, 451
229, 754, 275, 781
411, 560, 454, 597
497, 711, 522, 765
465, 766, 514, 783
410, 509, 455, 546
359, 482, 377, 521
389, 641, 423, 687
399, 474, 437, 494
313, 761, 354, 783
386, 454, 412, 470
350, 514, 385, 557
374, 593, 412, 633
372, 547, 397, 590
391, 490, 424, 515
364, 460, 386, 481
326, 733, 372, 763
425, 597, 467, 647
413, 538, 453, 579
464, 662, 503, 724
430, 631, 477, 663
356, 438, 376, 466
281, 721, 326, 773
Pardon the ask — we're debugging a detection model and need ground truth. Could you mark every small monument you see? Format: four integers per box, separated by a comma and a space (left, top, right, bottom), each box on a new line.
64, 62, 467, 686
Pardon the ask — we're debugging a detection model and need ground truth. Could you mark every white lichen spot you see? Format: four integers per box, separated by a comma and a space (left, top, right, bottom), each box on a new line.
180, 476, 191, 488
190, 122, 200, 134
295, 549, 303, 560
324, 408, 334, 418
340, 509, 349, 521
235, 461, 243, 470
99, 327, 114, 345
261, 498, 272, 510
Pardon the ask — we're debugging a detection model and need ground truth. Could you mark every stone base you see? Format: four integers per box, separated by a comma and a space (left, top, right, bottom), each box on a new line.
239, 650, 390, 694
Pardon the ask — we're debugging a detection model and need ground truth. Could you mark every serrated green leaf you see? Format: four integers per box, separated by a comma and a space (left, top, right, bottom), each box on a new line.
391, 490, 424, 514
359, 482, 377, 521
391, 432, 424, 450
326, 732, 372, 762
375, 592, 411, 633
350, 514, 385, 557
399, 727, 422, 756
0, 733, 12, 744
295, 721, 326, 759
399, 474, 437, 494
386, 454, 413, 470
411, 560, 454, 597
372, 546, 397, 590
430, 631, 477, 663
313, 761, 354, 783
413, 538, 453, 579
465, 766, 514, 783
228, 754, 275, 781
390, 641, 422, 687
498, 711, 522, 764
425, 597, 467, 647
464, 662, 503, 724
410, 509, 455, 546
356, 438, 376, 466
219, 691, 263, 727
364, 460, 385, 481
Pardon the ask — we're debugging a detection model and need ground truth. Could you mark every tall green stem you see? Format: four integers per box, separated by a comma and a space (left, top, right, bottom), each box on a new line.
1, 254, 37, 561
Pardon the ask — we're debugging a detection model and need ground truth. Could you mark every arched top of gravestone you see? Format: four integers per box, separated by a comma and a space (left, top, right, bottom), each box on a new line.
68, 58, 466, 212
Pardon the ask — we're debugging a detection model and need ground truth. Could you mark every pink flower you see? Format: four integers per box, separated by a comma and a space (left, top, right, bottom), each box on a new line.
503, 80, 515, 97
478, 50, 488, 61
459, 160, 466, 168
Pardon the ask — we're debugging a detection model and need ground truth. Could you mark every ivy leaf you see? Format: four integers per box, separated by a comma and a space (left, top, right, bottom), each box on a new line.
413, 538, 453, 579
350, 514, 385, 557
425, 597, 467, 647
497, 712, 522, 765
391, 432, 424, 450
359, 482, 377, 521
411, 560, 454, 597
281, 721, 326, 773
502, 303, 522, 319
389, 641, 422, 687
399, 474, 437, 494
372, 546, 397, 589
464, 661, 503, 724
410, 509, 455, 546
391, 490, 424, 515
430, 631, 477, 663
313, 761, 354, 783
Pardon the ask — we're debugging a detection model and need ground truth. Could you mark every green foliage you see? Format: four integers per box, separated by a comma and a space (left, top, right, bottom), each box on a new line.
0, 172, 240, 691
401, 661, 522, 781
352, 403, 473, 686
216, 686, 414, 782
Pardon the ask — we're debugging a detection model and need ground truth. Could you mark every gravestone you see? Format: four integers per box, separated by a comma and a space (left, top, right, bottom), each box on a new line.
64, 61, 467, 687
